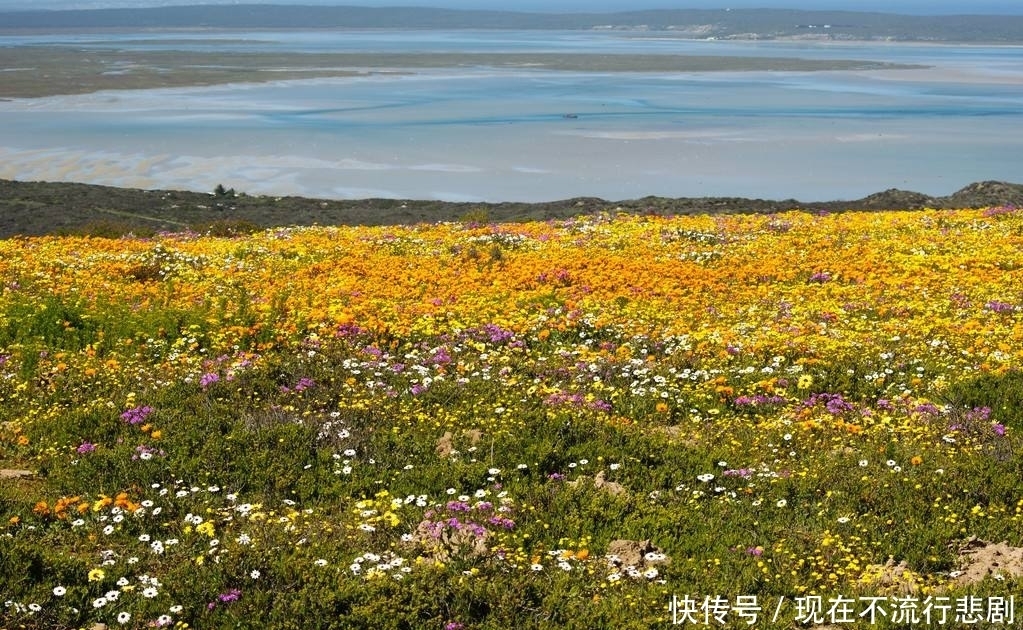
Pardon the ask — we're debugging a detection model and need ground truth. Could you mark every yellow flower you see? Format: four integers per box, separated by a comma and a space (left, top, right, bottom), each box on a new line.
87, 568, 105, 582
196, 521, 216, 537
911, 456, 923, 466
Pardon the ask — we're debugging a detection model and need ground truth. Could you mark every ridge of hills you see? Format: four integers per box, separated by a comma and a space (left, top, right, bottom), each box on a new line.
2, 178, 1021, 239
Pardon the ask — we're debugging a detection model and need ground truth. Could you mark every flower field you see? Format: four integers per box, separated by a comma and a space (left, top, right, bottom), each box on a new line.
1, 206, 1022, 629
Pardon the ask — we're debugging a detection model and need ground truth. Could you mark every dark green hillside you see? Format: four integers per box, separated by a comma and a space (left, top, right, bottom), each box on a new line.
2, 178, 1021, 239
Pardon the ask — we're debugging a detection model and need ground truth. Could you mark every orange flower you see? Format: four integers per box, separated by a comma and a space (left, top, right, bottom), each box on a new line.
53, 495, 81, 520
33, 501, 49, 517
910, 456, 923, 466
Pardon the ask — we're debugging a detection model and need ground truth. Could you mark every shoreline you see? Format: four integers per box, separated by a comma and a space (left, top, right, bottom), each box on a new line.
0, 46, 924, 99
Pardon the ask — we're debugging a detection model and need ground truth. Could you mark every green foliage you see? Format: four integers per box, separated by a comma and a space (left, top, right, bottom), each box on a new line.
458, 207, 490, 226
58, 220, 157, 239
213, 184, 237, 199
943, 369, 1023, 427
193, 218, 263, 237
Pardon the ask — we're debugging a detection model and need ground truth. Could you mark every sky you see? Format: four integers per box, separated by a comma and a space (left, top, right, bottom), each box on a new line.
2, 0, 1022, 14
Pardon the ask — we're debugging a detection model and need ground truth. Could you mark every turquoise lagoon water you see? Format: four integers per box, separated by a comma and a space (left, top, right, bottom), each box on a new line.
1, 31, 1021, 202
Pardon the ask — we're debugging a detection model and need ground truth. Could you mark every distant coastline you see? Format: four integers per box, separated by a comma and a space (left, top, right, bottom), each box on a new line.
2, 5, 1023, 43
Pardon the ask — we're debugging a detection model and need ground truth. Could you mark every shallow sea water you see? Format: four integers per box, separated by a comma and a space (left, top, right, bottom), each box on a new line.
1, 31, 1021, 202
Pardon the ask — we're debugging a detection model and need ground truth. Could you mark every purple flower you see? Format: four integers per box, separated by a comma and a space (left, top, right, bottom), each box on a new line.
950, 293, 972, 309
803, 393, 854, 415
966, 406, 992, 422
199, 372, 220, 389
993, 423, 1007, 436
293, 377, 316, 392
445, 623, 465, 630
120, 405, 154, 425
983, 204, 1017, 217
429, 347, 452, 366
76, 442, 97, 455
334, 323, 365, 338
734, 394, 786, 407
825, 398, 854, 415
985, 300, 1016, 314
913, 402, 941, 416
218, 588, 242, 603
410, 384, 427, 396
809, 271, 832, 283
467, 323, 515, 345
486, 516, 515, 530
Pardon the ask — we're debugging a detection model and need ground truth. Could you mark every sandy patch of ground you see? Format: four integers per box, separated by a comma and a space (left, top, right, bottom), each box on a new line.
567, 470, 628, 496
435, 428, 483, 458
954, 538, 1023, 585
0, 469, 34, 480
605, 539, 671, 569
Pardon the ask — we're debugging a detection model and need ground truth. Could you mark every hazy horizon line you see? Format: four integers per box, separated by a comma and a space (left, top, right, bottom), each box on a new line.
3, 1, 1023, 17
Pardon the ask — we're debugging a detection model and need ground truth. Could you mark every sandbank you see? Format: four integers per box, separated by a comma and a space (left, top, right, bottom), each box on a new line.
0, 46, 922, 99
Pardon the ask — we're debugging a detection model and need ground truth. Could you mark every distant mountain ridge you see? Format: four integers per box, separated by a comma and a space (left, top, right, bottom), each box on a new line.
3, 5, 1023, 42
